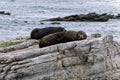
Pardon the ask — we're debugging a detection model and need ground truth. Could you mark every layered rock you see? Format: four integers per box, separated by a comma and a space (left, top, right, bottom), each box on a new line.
0, 40, 39, 53
0, 35, 120, 80
43, 12, 117, 22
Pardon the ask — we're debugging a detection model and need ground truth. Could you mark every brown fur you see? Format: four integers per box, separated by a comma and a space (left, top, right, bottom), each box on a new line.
39, 30, 87, 48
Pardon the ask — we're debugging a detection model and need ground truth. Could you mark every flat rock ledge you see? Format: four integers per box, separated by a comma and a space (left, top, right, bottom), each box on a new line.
0, 40, 39, 53
0, 35, 120, 80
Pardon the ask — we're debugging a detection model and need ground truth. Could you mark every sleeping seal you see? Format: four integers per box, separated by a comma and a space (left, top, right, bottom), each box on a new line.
31, 27, 65, 39
39, 30, 87, 48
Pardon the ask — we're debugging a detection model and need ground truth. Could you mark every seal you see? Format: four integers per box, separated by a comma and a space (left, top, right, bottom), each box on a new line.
39, 30, 87, 48
30, 27, 65, 39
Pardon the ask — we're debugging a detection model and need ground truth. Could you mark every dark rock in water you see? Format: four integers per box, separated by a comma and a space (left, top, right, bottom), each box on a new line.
0, 11, 5, 14
43, 12, 114, 22
30, 27, 66, 39
46, 17, 63, 21
100, 13, 115, 19
5, 12, 11, 15
86, 13, 99, 18
94, 16, 109, 22
51, 22, 60, 24
40, 22, 44, 25
0, 11, 11, 15
107, 14, 115, 19
43, 12, 120, 22
116, 14, 120, 18
24, 21, 28, 23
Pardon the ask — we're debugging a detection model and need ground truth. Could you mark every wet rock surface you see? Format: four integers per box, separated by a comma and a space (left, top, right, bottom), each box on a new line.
43, 12, 119, 22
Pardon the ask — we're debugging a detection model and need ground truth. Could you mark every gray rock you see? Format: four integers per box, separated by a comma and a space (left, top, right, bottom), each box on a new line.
90, 33, 101, 38
0, 35, 120, 80
0, 40, 39, 53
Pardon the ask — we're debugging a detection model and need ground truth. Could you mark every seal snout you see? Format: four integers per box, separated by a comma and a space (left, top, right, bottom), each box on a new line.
77, 31, 87, 40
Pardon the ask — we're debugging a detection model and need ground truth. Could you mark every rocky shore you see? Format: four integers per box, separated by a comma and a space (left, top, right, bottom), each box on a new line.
0, 34, 120, 80
43, 12, 120, 22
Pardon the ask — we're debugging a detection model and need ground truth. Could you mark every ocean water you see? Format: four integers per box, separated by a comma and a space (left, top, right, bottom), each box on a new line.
0, 0, 120, 41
